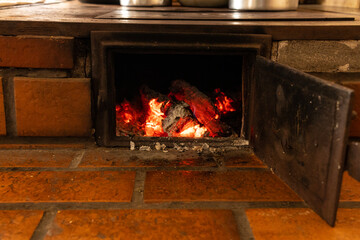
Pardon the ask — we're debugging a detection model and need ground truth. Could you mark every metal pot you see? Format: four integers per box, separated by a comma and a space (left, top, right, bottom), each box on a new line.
120, 0, 171, 6
229, 0, 298, 10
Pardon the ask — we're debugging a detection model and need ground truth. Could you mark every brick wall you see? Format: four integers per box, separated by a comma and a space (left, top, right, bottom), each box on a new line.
0, 36, 359, 139
0, 35, 92, 137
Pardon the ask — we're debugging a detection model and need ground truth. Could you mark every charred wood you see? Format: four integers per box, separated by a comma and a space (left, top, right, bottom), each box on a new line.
162, 101, 194, 135
170, 80, 232, 137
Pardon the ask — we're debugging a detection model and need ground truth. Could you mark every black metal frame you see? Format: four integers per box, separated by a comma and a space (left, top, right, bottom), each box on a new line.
91, 31, 271, 147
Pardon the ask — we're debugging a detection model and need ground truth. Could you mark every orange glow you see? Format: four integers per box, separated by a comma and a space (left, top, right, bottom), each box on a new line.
179, 159, 195, 166
116, 87, 237, 138
144, 98, 167, 137
116, 101, 137, 124
174, 120, 207, 138
214, 89, 236, 114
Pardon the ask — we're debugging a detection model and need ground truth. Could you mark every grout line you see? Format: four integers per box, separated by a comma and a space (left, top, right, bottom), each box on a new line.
131, 171, 146, 204
0, 201, 308, 211
233, 208, 255, 240
0, 166, 269, 172
68, 149, 85, 168
30, 210, 57, 240
339, 202, 360, 208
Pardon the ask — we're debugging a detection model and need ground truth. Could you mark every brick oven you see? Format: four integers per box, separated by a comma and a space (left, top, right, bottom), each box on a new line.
0, 1, 360, 238
91, 30, 357, 226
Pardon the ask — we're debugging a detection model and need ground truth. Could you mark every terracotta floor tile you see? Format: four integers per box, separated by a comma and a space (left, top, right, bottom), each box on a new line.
0, 171, 135, 202
45, 209, 240, 240
246, 208, 360, 240
340, 171, 360, 201
0, 150, 78, 167
223, 151, 266, 168
79, 149, 217, 168
144, 170, 301, 202
0, 210, 43, 240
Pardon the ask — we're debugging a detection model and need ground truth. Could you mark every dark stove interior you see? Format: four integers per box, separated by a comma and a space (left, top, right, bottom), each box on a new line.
92, 32, 271, 147
114, 53, 243, 140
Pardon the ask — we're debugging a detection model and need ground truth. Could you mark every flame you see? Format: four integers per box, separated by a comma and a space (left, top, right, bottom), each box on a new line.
144, 98, 167, 137
175, 120, 207, 138
214, 89, 236, 114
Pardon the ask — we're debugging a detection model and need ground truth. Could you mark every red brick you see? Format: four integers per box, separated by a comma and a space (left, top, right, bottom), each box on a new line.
340, 171, 360, 201
0, 77, 5, 135
0, 36, 73, 69
79, 149, 217, 168
0, 150, 78, 167
0, 171, 135, 202
45, 209, 240, 240
144, 170, 301, 202
14, 77, 92, 137
246, 208, 360, 240
0, 210, 43, 240
342, 81, 360, 137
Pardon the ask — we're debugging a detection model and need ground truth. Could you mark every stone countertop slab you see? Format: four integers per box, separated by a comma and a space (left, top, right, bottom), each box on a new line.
0, 1, 360, 39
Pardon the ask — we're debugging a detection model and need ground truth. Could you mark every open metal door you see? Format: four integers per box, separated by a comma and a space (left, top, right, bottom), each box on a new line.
251, 56, 354, 226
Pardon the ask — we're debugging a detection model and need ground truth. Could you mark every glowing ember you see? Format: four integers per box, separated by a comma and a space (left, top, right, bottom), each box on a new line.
214, 88, 236, 114
177, 121, 207, 138
116, 101, 137, 124
144, 98, 167, 137
116, 84, 238, 138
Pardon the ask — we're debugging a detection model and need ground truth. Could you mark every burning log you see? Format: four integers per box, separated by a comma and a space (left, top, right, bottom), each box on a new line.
172, 118, 208, 138
162, 101, 193, 134
170, 80, 231, 137
116, 101, 144, 136
140, 85, 169, 107
162, 101, 208, 137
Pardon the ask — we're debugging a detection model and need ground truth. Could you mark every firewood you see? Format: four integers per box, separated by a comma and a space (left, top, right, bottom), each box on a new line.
162, 101, 193, 135
140, 85, 169, 107
170, 80, 231, 137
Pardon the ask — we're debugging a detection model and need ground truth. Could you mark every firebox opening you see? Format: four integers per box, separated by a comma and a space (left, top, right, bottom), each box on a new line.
113, 52, 243, 142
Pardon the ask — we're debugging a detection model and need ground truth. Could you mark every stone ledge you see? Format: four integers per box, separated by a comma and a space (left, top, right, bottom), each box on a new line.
274, 40, 360, 72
